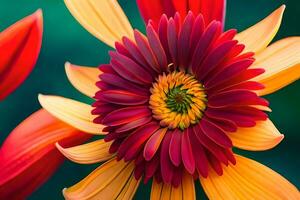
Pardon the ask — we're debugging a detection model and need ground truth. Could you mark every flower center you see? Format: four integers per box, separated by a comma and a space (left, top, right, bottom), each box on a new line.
149, 71, 207, 130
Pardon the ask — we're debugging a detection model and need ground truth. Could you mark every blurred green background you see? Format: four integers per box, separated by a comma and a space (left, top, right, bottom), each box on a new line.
0, 0, 299, 199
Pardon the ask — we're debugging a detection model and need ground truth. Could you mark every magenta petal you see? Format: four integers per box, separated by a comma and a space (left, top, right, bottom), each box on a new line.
194, 124, 228, 165
169, 129, 182, 167
191, 21, 221, 74
167, 18, 178, 67
134, 30, 160, 72
102, 106, 151, 126
96, 90, 148, 106
145, 154, 160, 179
189, 129, 209, 178
160, 131, 174, 183
118, 122, 159, 161
190, 14, 205, 54
177, 11, 194, 68
146, 25, 168, 71
144, 128, 166, 161
208, 90, 269, 107
116, 116, 152, 133
200, 117, 233, 148
181, 128, 196, 174
207, 152, 223, 175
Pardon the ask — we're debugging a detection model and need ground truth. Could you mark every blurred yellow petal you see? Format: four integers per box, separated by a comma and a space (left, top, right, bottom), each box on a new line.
63, 159, 138, 200
182, 172, 196, 200
150, 180, 163, 200
38, 94, 103, 134
200, 154, 300, 199
65, 62, 99, 98
56, 139, 113, 164
64, 0, 133, 48
252, 37, 300, 96
227, 119, 284, 151
150, 171, 195, 200
236, 5, 285, 53
116, 175, 141, 200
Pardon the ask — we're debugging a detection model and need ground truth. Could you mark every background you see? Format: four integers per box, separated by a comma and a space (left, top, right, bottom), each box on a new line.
0, 0, 299, 199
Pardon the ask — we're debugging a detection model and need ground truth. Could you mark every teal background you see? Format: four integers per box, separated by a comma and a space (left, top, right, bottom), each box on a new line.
0, 0, 299, 199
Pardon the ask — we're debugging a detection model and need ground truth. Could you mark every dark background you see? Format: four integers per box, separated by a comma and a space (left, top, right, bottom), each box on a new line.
0, 0, 299, 199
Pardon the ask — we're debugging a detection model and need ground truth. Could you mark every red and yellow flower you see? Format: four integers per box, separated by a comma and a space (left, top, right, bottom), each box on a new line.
1, 0, 300, 199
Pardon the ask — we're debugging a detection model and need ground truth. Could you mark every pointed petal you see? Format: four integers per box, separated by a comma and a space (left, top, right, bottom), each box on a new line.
0, 109, 90, 199
63, 159, 139, 199
227, 119, 284, 151
38, 94, 103, 134
200, 154, 299, 199
56, 139, 113, 164
65, 62, 99, 98
251, 37, 300, 96
64, 0, 133, 48
235, 5, 285, 53
144, 128, 167, 161
0, 10, 43, 100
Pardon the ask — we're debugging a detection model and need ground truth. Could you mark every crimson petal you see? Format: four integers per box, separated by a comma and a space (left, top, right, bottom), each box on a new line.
0, 10, 43, 100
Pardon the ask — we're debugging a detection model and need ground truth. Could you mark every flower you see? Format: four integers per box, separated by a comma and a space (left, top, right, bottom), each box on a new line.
1, 0, 300, 199
37, 0, 300, 199
0, 10, 43, 100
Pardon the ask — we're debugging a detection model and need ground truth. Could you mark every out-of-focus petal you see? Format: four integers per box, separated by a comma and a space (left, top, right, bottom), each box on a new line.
200, 154, 299, 199
63, 159, 140, 199
235, 5, 285, 53
65, 62, 99, 98
56, 139, 113, 164
150, 172, 195, 200
227, 119, 284, 151
0, 10, 43, 100
0, 109, 91, 199
137, 0, 226, 28
64, 0, 133, 48
38, 94, 104, 134
252, 37, 300, 96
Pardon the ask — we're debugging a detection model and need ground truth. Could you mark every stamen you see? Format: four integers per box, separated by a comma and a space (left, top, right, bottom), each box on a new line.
149, 71, 207, 130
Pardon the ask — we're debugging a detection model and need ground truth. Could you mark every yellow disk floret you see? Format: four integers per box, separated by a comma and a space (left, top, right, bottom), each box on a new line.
149, 71, 207, 130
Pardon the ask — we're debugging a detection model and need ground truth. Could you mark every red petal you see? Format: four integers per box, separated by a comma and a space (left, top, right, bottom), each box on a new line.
0, 109, 90, 199
169, 129, 182, 167
136, 0, 226, 29
144, 128, 167, 161
0, 10, 43, 100
181, 128, 195, 174
160, 131, 174, 183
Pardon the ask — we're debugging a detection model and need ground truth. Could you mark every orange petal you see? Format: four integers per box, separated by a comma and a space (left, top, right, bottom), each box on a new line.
56, 139, 113, 164
252, 37, 300, 96
0, 10, 43, 100
235, 5, 285, 53
0, 109, 91, 199
65, 62, 100, 98
227, 119, 284, 151
150, 171, 195, 200
38, 94, 104, 134
200, 154, 300, 199
64, 0, 133, 48
63, 159, 140, 199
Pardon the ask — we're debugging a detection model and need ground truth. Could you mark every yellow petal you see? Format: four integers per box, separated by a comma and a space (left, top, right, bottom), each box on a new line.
56, 139, 113, 164
65, 62, 99, 98
64, 0, 133, 48
182, 172, 196, 200
227, 119, 284, 151
116, 175, 141, 200
38, 94, 103, 134
235, 5, 285, 53
251, 37, 300, 96
200, 154, 300, 200
150, 171, 195, 200
63, 159, 138, 200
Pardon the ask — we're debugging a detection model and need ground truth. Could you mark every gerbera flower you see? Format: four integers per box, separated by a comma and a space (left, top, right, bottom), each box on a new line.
0, 10, 43, 100
37, 0, 300, 199
1, 0, 299, 199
